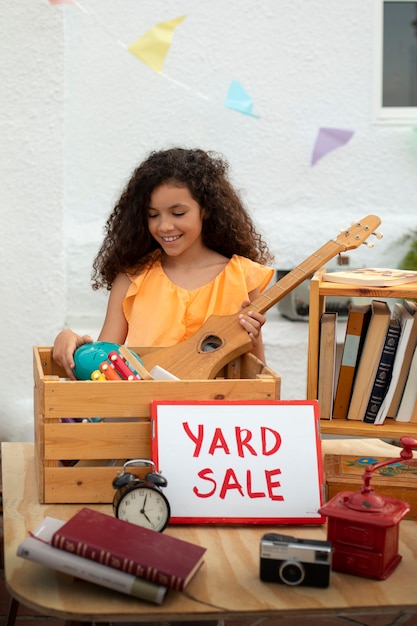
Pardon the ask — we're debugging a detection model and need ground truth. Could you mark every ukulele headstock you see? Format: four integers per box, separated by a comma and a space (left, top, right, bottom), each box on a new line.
335, 215, 382, 251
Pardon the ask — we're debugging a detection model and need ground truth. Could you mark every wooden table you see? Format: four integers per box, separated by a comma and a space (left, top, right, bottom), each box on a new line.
3, 439, 417, 623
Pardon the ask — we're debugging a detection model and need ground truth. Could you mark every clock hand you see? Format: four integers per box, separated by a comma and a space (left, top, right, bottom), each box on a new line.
139, 494, 148, 515
139, 494, 153, 524
143, 511, 153, 525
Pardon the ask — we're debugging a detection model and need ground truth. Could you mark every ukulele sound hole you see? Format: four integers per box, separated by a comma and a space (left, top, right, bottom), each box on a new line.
200, 335, 223, 352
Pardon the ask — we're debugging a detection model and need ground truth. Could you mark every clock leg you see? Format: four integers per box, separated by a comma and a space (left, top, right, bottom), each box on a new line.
5, 596, 19, 626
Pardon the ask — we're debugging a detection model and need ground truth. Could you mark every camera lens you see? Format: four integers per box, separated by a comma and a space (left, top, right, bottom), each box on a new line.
279, 560, 305, 586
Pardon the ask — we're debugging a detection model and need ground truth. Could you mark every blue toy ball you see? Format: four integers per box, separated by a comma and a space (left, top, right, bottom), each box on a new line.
73, 342, 122, 380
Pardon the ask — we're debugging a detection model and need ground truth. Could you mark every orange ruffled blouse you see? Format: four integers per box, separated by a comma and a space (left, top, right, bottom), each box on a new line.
123, 254, 274, 347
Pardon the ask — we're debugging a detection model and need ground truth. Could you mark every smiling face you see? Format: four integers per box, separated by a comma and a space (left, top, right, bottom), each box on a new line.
147, 183, 205, 260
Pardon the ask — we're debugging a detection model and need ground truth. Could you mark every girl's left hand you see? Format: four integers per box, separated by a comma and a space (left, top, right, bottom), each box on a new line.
238, 299, 265, 347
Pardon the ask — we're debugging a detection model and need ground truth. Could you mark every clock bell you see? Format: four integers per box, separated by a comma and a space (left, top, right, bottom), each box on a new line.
319, 436, 417, 580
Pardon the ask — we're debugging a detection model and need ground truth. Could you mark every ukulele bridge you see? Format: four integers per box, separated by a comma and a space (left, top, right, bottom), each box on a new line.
198, 334, 224, 353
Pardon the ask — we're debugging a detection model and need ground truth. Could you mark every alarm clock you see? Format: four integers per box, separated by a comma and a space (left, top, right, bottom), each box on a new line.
112, 459, 170, 532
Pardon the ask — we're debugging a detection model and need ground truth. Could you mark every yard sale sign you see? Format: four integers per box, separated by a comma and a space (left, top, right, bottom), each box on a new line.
151, 400, 324, 525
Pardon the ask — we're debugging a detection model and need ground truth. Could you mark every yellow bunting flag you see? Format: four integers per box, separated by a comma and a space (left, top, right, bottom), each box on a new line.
128, 15, 186, 74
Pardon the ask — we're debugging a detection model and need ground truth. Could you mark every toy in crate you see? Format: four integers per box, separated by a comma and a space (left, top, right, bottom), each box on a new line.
73, 342, 150, 381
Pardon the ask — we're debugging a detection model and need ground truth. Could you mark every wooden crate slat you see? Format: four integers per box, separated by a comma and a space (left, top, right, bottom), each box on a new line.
41, 378, 278, 418
43, 422, 151, 460
43, 466, 128, 503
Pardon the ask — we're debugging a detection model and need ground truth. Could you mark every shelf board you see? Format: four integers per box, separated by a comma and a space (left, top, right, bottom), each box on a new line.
320, 418, 417, 438
312, 279, 417, 300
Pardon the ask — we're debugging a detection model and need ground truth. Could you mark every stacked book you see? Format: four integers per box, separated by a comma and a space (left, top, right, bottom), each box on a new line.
17, 507, 206, 605
318, 268, 417, 424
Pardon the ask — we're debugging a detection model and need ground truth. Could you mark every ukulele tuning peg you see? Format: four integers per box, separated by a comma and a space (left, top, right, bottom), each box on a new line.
374, 230, 383, 240
365, 241, 375, 248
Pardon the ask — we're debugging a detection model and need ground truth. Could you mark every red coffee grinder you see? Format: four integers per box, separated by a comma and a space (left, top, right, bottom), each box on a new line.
319, 436, 417, 580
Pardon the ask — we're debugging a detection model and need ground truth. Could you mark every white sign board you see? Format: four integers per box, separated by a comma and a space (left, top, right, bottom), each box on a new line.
151, 400, 324, 525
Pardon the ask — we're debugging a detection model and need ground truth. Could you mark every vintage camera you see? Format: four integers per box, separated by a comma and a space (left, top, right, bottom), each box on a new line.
260, 532, 332, 588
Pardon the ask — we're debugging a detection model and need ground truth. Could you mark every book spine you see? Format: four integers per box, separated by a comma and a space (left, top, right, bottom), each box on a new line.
396, 347, 417, 422
363, 320, 401, 424
410, 392, 417, 423
17, 537, 168, 605
387, 301, 417, 418
317, 312, 337, 420
333, 309, 370, 419
347, 300, 391, 421
52, 534, 184, 591
373, 303, 414, 424
333, 333, 360, 419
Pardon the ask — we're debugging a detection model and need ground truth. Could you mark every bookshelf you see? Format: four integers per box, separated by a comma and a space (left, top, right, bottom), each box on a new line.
307, 268, 417, 437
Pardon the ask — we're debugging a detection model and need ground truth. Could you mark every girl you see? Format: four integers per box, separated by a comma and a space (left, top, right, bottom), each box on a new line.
53, 148, 274, 378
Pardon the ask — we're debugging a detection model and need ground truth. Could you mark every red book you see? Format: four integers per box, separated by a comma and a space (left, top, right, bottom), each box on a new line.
51, 508, 206, 591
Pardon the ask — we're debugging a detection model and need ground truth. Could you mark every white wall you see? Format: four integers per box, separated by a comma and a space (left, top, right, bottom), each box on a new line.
1, 0, 417, 442
0, 3, 66, 441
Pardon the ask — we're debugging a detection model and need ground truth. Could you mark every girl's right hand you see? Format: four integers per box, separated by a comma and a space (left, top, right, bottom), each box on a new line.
53, 329, 94, 379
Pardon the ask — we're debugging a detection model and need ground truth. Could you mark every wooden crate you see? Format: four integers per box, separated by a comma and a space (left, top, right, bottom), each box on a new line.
34, 346, 281, 504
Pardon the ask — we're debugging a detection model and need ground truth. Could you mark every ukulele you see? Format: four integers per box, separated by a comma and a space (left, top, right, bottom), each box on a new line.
140, 215, 382, 380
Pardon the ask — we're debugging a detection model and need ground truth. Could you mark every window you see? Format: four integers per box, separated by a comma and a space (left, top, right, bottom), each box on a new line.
375, 0, 417, 122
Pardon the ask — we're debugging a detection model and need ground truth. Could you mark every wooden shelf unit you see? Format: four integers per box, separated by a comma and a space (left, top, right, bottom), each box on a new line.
307, 268, 417, 437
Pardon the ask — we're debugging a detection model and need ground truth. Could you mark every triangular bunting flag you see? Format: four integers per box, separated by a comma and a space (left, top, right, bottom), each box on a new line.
128, 15, 186, 74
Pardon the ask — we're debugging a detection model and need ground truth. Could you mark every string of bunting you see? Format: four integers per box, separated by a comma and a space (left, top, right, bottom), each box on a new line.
46, 0, 258, 111
46, 0, 367, 164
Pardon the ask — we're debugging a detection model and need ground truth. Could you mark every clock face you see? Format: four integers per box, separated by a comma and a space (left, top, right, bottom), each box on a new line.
116, 485, 170, 532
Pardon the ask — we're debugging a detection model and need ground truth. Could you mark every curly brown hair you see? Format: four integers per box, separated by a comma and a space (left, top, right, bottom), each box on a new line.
92, 147, 273, 290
